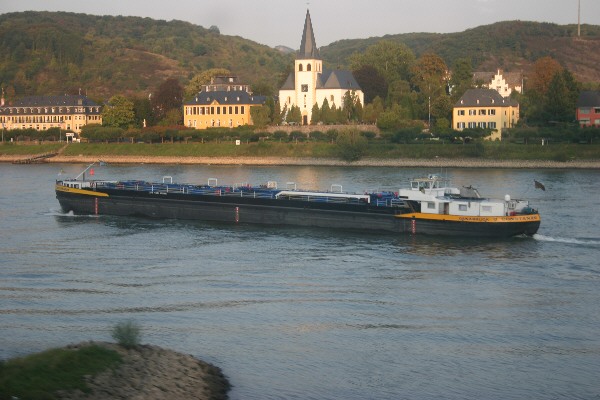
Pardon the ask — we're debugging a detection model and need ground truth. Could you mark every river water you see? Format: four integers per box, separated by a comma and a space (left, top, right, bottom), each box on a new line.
1, 163, 599, 399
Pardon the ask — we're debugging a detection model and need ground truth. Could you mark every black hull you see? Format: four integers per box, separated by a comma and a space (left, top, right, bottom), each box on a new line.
56, 190, 540, 238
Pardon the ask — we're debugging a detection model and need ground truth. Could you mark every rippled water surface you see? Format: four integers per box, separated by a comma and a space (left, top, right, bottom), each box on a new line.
1, 163, 599, 399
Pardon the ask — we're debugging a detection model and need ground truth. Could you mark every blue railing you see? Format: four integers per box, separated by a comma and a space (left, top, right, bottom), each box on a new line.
93, 180, 406, 208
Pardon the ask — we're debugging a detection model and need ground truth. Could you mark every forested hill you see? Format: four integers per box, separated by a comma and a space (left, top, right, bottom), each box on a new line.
0, 11, 293, 100
1, 11, 599, 102
322, 21, 600, 83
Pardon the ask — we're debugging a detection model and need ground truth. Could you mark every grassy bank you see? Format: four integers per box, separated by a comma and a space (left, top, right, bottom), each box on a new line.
2, 141, 599, 162
0, 344, 122, 400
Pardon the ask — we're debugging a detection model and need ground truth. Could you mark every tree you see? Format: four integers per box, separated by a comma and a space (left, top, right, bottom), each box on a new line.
250, 105, 271, 128
450, 58, 474, 100
342, 91, 361, 122
336, 128, 368, 162
184, 68, 231, 98
349, 40, 415, 84
529, 56, 563, 97
132, 96, 154, 128
543, 69, 580, 122
103, 95, 135, 129
352, 65, 388, 104
310, 103, 321, 125
286, 105, 301, 125
152, 78, 184, 122
410, 53, 449, 120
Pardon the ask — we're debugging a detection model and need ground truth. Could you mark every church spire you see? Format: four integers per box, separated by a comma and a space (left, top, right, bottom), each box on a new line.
298, 9, 319, 60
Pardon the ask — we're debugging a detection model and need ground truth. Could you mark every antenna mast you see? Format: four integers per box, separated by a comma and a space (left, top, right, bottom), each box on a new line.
578, 0, 581, 37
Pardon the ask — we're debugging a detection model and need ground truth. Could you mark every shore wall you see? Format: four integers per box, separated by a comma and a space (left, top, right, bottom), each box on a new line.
2, 154, 599, 169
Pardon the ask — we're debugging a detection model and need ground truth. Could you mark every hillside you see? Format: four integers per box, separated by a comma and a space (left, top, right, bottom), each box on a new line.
1, 12, 599, 103
321, 21, 600, 83
0, 11, 293, 100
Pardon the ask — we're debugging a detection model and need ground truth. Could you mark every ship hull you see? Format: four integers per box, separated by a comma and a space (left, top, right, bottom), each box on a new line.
56, 187, 540, 238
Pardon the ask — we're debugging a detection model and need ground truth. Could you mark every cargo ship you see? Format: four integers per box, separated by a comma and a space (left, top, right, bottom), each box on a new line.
55, 166, 540, 238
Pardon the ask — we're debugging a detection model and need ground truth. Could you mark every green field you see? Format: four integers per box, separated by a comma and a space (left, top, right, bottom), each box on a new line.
0, 344, 122, 400
1, 141, 599, 161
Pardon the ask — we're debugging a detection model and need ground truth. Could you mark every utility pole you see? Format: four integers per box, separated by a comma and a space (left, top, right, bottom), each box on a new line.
578, 0, 581, 37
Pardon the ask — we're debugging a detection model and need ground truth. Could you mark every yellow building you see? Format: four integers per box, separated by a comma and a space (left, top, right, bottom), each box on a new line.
453, 89, 519, 141
0, 95, 102, 133
183, 76, 265, 129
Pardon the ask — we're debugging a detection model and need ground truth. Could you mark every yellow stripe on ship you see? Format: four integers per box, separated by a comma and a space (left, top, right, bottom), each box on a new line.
55, 185, 109, 197
396, 212, 540, 223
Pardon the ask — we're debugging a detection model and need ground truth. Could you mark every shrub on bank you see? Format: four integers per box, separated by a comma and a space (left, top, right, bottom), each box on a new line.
111, 320, 142, 349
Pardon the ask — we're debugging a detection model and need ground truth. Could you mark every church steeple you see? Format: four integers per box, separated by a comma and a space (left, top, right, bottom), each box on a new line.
298, 9, 319, 60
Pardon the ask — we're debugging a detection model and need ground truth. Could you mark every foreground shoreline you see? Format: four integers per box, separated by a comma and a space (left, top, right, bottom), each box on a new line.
2, 154, 600, 168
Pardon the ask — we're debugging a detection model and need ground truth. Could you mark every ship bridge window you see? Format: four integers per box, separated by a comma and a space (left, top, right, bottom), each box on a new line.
459, 204, 467, 211
427, 202, 436, 209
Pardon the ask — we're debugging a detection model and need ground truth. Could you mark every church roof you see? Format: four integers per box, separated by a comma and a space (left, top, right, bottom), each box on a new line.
185, 90, 265, 106
317, 70, 362, 90
280, 73, 295, 90
298, 9, 319, 60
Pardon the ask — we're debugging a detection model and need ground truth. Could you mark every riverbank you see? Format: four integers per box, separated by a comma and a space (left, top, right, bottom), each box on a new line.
55, 342, 229, 400
2, 153, 600, 168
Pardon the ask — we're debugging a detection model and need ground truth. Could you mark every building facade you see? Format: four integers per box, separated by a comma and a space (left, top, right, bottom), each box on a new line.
279, 10, 364, 125
473, 70, 523, 97
576, 90, 600, 127
183, 76, 265, 129
453, 88, 519, 141
0, 95, 102, 133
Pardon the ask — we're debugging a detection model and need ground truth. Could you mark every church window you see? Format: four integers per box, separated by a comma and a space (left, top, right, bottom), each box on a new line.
307, 64, 312, 71
301, 84, 308, 92
299, 64, 303, 72
330, 95, 334, 103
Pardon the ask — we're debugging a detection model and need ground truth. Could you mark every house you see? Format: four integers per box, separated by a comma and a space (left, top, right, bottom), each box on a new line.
473, 69, 523, 97
183, 76, 266, 129
576, 91, 600, 127
0, 94, 102, 133
279, 9, 364, 125
453, 88, 519, 141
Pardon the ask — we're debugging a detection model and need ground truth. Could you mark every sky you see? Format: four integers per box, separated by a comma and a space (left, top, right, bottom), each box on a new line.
2, 0, 599, 49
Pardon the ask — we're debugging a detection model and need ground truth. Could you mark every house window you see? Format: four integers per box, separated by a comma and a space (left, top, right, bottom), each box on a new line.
307, 64, 312, 71
479, 109, 487, 115
458, 110, 465, 116
478, 122, 486, 128
468, 122, 476, 129
489, 109, 496, 115
299, 64, 303, 72
594, 108, 600, 113
457, 122, 465, 129
469, 109, 476, 116
301, 84, 308, 92
488, 122, 496, 129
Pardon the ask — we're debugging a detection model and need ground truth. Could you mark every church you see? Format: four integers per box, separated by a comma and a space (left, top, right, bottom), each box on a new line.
279, 10, 364, 125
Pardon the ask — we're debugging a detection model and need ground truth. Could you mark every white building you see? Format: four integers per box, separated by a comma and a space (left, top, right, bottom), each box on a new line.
473, 69, 523, 97
279, 10, 364, 125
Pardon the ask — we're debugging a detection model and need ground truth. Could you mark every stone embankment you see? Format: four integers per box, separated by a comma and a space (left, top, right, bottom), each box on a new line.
57, 342, 229, 400
1, 154, 600, 168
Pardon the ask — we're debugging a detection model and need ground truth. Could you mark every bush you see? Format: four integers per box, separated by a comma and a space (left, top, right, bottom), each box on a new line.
111, 320, 142, 349
336, 128, 368, 162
